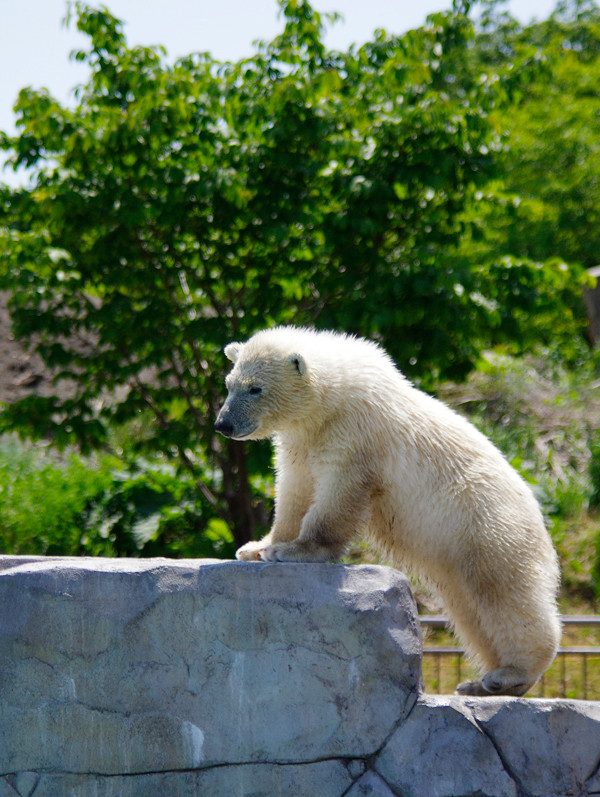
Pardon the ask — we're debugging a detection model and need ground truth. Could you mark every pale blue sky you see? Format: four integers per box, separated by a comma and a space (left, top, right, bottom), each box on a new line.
1, 0, 558, 183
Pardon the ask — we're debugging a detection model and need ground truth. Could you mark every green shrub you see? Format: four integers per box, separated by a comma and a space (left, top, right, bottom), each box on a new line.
82, 459, 236, 559
0, 437, 236, 559
0, 437, 112, 555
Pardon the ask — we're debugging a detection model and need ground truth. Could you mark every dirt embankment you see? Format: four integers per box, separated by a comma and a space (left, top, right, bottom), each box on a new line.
0, 291, 59, 404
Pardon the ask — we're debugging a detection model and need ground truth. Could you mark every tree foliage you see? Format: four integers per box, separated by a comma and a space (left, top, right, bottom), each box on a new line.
466, 0, 600, 276
0, 0, 591, 551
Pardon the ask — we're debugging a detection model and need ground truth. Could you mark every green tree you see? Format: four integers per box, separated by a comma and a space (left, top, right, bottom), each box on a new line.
468, 0, 600, 271
0, 0, 586, 551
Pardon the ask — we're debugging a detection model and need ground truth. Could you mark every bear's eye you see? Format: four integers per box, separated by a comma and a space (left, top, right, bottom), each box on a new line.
248, 386, 263, 396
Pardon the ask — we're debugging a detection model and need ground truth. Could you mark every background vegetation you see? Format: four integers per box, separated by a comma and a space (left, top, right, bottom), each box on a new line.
0, 0, 599, 616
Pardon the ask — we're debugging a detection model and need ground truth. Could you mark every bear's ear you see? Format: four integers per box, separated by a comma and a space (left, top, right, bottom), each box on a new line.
288, 353, 307, 376
224, 342, 243, 363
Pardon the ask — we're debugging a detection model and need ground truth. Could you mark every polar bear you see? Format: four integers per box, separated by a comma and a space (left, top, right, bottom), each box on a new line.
215, 326, 561, 696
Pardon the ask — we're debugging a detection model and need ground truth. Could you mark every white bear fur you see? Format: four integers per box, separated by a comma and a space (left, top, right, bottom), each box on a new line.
216, 326, 561, 696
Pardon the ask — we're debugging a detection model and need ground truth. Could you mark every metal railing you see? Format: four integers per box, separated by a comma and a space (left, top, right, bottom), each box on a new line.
420, 616, 600, 700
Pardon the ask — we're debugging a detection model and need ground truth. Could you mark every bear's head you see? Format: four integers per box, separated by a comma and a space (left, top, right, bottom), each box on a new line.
215, 334, 310, 440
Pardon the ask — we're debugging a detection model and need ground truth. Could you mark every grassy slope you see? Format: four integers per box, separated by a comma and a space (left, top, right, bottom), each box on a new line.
437, 350, 600, 614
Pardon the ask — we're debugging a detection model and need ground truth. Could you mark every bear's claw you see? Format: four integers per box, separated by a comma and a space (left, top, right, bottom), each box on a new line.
235, 541, 267, 562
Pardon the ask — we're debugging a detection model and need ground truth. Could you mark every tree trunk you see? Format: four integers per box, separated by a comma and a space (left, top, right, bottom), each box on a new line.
584, 266, 600, 346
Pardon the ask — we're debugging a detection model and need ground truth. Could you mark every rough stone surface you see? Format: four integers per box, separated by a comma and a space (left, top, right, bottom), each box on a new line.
2, 761, 354, 797
469, 696, 600, 796
0, 556, 420, 786
375, 695, 517, 797
345, 770, 398, 796
372, 694, 600, 797
2, 556, 600, 797
587, 764, 600, 795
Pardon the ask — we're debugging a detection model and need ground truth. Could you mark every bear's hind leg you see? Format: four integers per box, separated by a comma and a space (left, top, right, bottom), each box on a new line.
456, 667, 532, 697
440, 578, 560, 698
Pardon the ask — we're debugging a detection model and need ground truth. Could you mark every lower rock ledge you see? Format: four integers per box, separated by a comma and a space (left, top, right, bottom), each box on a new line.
372, 694, 600, 797
374, 695, 518, 797
0, 760, 363, 797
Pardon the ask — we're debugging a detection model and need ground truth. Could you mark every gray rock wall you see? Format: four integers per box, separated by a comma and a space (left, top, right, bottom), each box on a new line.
1, 556, 599, 797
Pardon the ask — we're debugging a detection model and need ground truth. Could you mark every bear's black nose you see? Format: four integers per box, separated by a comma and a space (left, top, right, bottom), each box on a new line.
215, 417, 233, 437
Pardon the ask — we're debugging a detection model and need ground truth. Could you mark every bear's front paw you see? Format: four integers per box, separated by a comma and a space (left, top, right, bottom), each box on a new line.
258, 541, 338, 563
235, 541, 266, 561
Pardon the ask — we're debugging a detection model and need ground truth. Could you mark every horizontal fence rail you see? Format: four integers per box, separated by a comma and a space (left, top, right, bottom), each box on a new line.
420, 616, 600, 700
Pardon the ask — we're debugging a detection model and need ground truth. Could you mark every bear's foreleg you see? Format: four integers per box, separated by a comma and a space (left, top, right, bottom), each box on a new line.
257, 535, 343, 563
235, 447, 314, 561
258, 469, 371, 563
